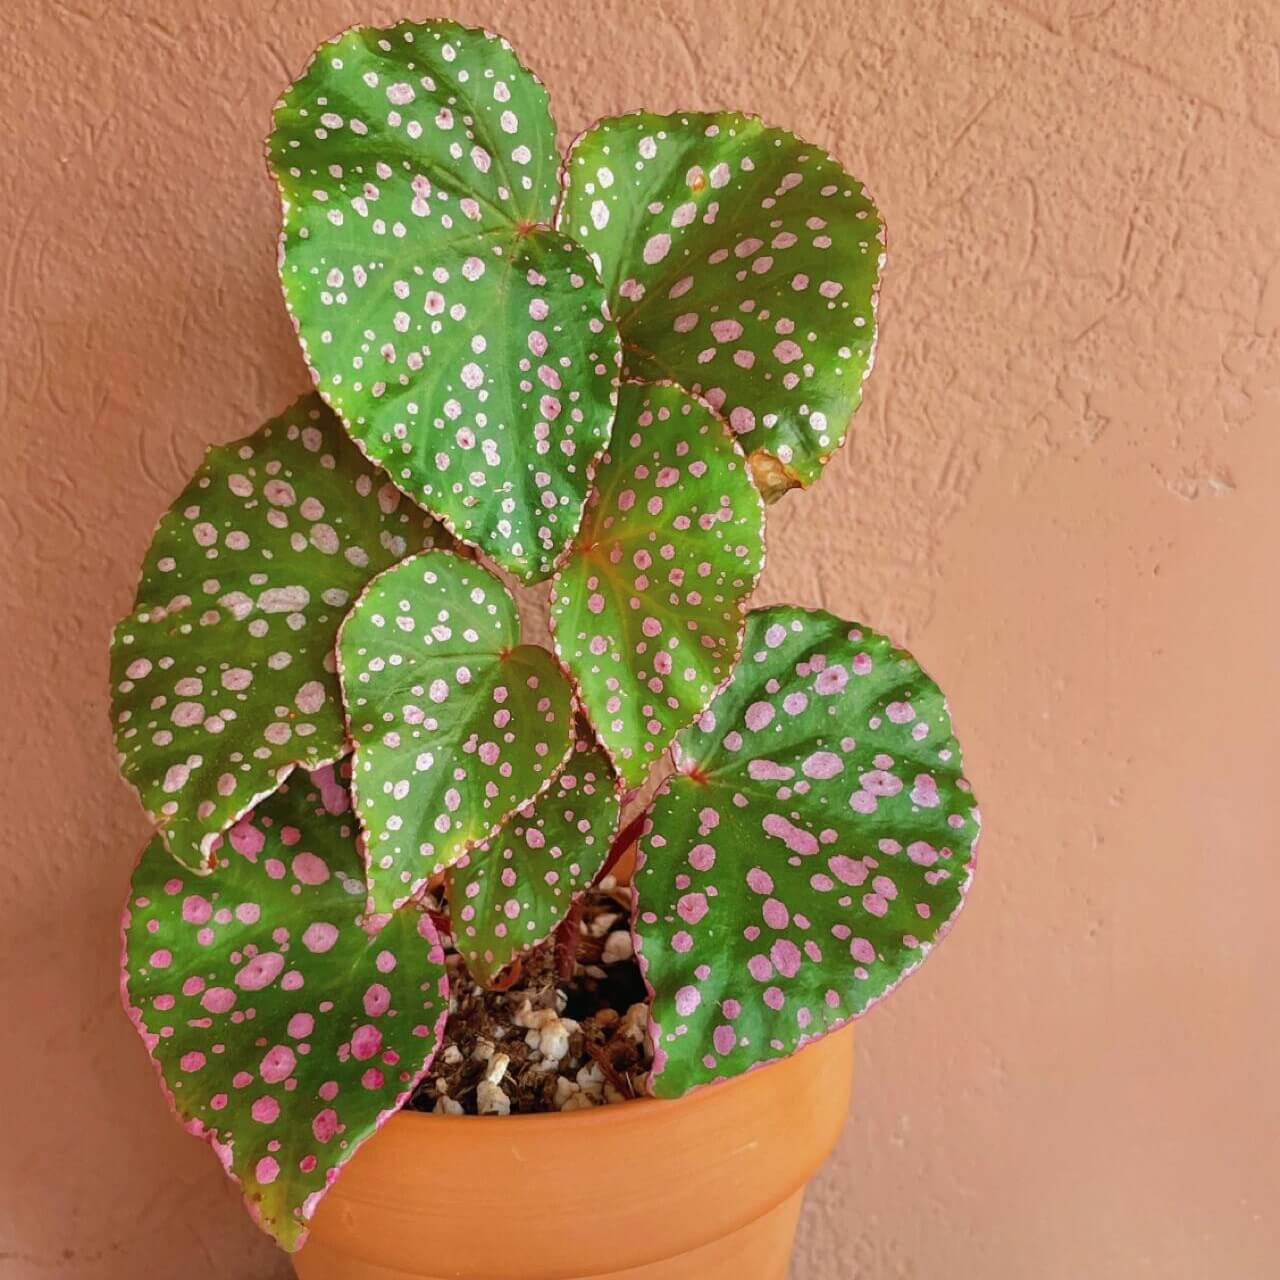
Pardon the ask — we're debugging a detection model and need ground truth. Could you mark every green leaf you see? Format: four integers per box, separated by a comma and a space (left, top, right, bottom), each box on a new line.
110, 395, 446, 870
339, 549, 576, 912
450, 736, 620, 986
550, 380, 764, 789
559, 112, 883, 498
121, 765, 449, 1251
634, 607, 979, 1097
269, 19, 620, 581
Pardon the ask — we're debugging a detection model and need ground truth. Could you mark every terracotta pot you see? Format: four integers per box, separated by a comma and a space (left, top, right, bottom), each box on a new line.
294, 1024, 853, 1280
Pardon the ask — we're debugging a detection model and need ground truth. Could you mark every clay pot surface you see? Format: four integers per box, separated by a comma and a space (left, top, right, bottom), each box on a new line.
294, 1023, 854, 1280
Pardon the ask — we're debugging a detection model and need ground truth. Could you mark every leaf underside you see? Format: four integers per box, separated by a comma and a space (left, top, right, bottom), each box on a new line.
560, 111, 883, 497
110, 395, 446, 870
121, 765, 449, 1250
551, 380, 765, 789
270, 19, 620, 581
450, 735, 620, 986
339, 549, 576, 913
635, 606, 979, 1097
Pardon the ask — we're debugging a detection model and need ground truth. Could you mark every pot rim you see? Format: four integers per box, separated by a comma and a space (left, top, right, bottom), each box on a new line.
300, 1025, 855, 1277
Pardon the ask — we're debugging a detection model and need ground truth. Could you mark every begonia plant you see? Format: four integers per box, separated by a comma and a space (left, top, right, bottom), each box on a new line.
112, 18, 979, 1251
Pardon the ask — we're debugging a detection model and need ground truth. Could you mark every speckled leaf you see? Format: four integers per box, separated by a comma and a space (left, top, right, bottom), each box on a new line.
450, 737, 620, 986
121, 765, 449, 1251
110, 395, 447, 871
634, 607, 979, 1097
270, 19, 620, 581
339, 549, 575, 912
559, 112, 883, 498
550, 380, 764, 789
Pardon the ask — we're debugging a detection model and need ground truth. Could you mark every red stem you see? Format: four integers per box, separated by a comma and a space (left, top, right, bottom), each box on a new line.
551, 807, 648, 977
593, 810, 648, 887
554, 900, 583, 981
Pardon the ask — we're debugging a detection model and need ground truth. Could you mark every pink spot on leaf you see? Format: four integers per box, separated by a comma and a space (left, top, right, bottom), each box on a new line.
302, 923, 339, 954
770, 939, 802, 978
201, 986, 237, 1013
251, 1096, 280, 1124
313, 1108, 339, 1142
363, 983, 391, 1017
235, 952, 284, 990
292, 852, 329, 885
260, 1045, 296, 1084
675, 985, 701, 1016
351, 1024, 383, 1061
677, 892, 709, 924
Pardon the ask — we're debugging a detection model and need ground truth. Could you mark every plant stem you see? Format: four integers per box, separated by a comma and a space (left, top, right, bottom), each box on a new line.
593, 810, 648, 886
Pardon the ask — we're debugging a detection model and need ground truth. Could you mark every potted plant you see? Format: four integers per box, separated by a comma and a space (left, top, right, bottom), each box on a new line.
112, 19, 980, 1279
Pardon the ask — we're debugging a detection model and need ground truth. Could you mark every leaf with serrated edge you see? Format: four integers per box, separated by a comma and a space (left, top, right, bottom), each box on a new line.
339, 549, 575, 912
634, 606, 979, 1097
110, 395, 447, 870
550, 380, 764, 789
450, 736, 619, 986
121, 765, 449, 1251
270, 19, 620, 581
559, 111, 883, 498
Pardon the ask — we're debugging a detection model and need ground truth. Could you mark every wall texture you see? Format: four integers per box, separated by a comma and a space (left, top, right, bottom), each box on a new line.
3, 1, 1277, 1276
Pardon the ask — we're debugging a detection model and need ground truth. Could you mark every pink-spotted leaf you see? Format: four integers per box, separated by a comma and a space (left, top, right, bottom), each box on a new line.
121, 765, 449, 1251
450, 736, 620, 986
635, 606, 979, 1097
339, 549, 575, 913
110, 395, 447, 870
270, 20, 620, 581
550, 380, 764, 789
559, 112, 883, 499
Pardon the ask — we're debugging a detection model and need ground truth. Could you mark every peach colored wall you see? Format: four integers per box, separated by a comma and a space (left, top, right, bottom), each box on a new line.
2, 1, 1277, 1276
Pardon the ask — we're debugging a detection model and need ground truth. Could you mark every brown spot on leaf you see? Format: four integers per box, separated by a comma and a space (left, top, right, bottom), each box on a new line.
748, 449, 802, 503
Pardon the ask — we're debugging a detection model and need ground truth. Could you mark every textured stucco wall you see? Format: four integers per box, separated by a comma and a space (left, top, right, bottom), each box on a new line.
3, 2, 1278, 1276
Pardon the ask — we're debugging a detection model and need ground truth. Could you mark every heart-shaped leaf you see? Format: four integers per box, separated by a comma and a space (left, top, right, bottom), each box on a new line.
559, 112, 883, 498
339, 549, 576, 912
110, 395, 447, 870
450, 736, 620, 986
634, 606, 979, 1097
121, 765, 449, 1250
550, 380, 764, 789
270, 19, 620, 581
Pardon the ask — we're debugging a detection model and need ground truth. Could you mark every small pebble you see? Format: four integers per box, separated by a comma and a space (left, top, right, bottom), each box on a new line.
538, 1018, 572, 1062
514, 1002, 558, 1031
576, 1061, 605, 1092
588, 912, 622, 938
602, 931, 633, 964
620, 1003, 648, 1044
477, 1080, 511, 1116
